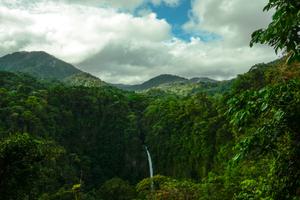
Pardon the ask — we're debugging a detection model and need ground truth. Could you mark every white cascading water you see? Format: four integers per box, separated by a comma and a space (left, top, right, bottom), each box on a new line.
144, 146, 154, 190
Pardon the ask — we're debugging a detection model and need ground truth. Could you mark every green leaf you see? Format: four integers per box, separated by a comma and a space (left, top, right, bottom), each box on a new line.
261, 102, 269, 111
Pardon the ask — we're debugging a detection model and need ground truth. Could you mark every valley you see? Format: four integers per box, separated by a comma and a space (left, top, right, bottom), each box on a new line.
0, 51, 299, 199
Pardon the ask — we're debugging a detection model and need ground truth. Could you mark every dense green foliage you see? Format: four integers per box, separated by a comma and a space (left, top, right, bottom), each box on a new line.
250, 0, 300, 62
142, 93, 222, 179
0, 133, 65, 200
0, 72, 149, 199
1, 3, 299, 198
63, 72, 106, 87
152, 80, 232, 96
0, 58, 299, 199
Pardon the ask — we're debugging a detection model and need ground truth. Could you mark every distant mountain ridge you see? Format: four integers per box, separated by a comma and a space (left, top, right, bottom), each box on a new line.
189, 77, 217, 83
0, 51, 106, 87
113, 74, 218, 91
0, 51, 222, 93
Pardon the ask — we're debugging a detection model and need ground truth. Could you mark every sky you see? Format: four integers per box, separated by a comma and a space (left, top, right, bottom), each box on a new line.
0, 0, 279, 84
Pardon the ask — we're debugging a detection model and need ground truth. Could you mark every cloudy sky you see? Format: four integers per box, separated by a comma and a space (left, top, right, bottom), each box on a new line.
0, 0, 279, 84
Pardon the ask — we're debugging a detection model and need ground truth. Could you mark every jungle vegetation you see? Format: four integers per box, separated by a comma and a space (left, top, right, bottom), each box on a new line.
0, 0, 299, 199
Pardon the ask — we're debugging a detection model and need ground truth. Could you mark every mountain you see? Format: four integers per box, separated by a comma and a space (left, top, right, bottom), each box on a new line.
151, 80, 232, 96
0, 51, 107, 87
0, 51, 81, 80
63, 72, 106, 87
114, 74, 188, 91
113, 74, 224, 95
0, 51, 225, 93
189, 77, 217, 83
140, 74, 188, 88
114, 74, 220, 92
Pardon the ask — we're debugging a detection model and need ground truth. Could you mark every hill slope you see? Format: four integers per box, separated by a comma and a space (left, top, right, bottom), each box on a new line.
113, 74, 227, 95
0, 51, 107, 87
63, 72, 107, 87
115, 74, 188, 91
139, 74, 188, 89
114, 74, 220, 91
0, 51, 81, 80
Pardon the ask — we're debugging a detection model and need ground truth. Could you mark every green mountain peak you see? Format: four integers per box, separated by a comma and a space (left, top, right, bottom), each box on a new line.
0, 51, 81, 80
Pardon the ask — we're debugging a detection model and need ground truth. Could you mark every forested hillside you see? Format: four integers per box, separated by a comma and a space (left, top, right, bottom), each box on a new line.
113, 74, 226, 95
0, 58, 299, 200
0, 51, 105, 87
114, 74, 188, 91
0, 0, 299, 199
0, 51, 81, 80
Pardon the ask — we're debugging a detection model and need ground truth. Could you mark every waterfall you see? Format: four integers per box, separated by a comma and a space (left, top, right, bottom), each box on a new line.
144, 145, 154, 190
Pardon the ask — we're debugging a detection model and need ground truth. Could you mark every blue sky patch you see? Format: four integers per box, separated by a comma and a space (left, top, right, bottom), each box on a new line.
149, 0, 191, 28
149, 0, 192, 40
135, 0, 220, 42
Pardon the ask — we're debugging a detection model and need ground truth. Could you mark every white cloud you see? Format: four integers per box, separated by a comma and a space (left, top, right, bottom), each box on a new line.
0, 0, 144, 10
151, 0, 181, 7
63, 0, 144, 10
63, 0, 182, 10
0, 1, 171, 63
0, 0, 181, 10
78, 0, 278, 84
184, 0, 274, 47
0, 0, 278, 84
79, 38, 277, 84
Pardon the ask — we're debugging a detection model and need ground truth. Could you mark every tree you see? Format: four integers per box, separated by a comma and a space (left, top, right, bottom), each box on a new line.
99, 178, 136, 200
250, 0, 300, 63
0, 133, 64, 200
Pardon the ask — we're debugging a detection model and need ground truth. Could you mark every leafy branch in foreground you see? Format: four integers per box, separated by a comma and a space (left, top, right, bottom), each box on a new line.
250, 0, 300, 63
